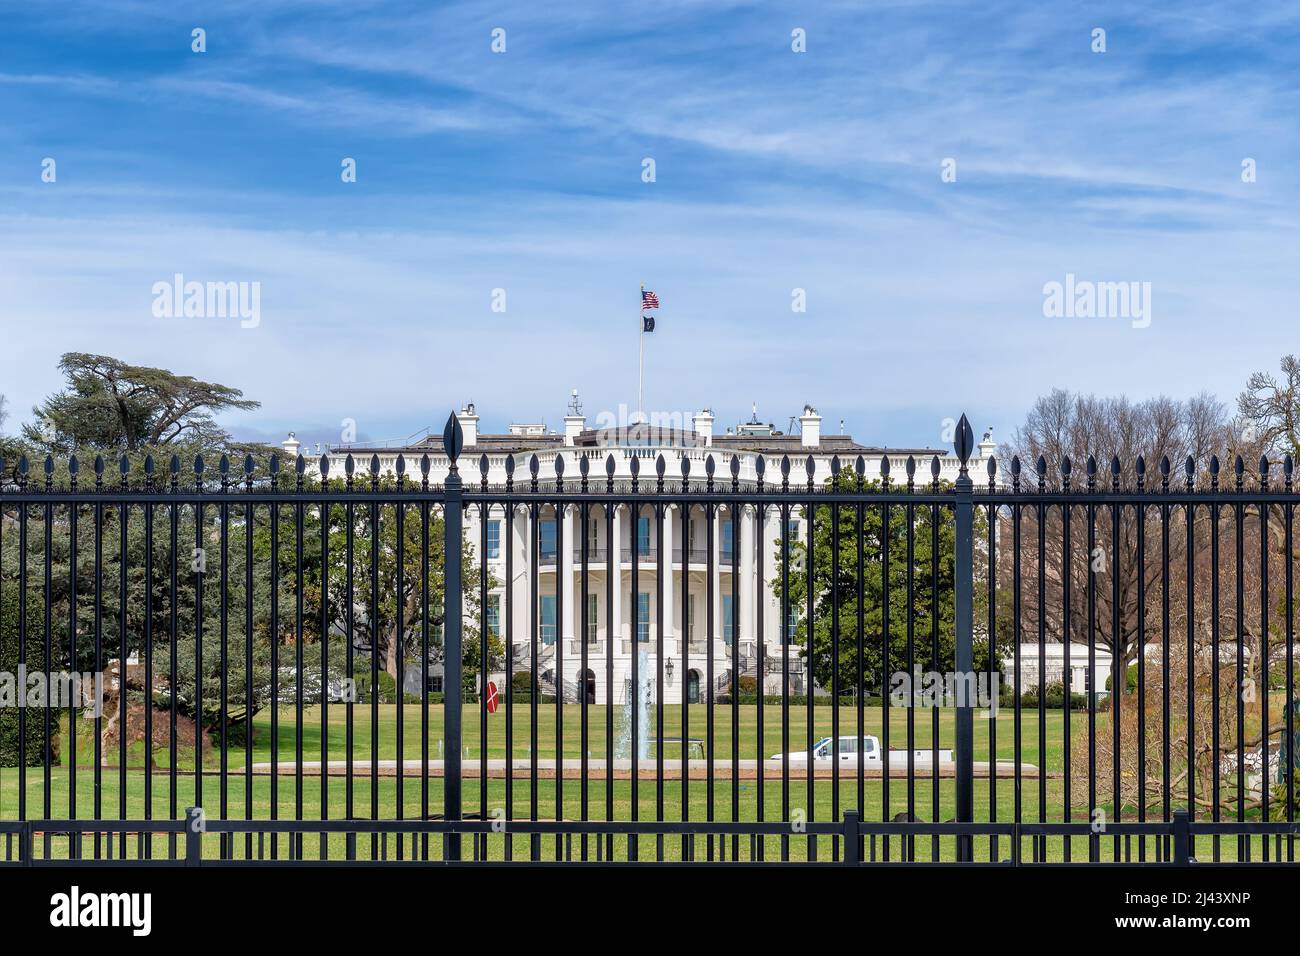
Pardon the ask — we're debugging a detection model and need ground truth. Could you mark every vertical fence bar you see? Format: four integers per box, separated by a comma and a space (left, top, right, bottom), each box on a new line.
17, 461, 28, 828
1259, 459, 1270, 859
118, 459, 129, 859
1061, 460, 1072, 863
70, 462, 82, 856
273, 461, 284, 859
730, 493, 740, 863
192, 460, 203, 832
1011, 459, 1022, 863
830, 462, 840, 862
443, 414, 465, 862
1234, 459, 1245, 861
1210, 458, 1221, 861
655, 493, 665, 862
1160, 460, 1171, 862
872, 461, 883, 862
580, 492, 590, 861
987, 458, 999, 862
929, 457, 940, 861
244, 457, 255, 859
604, 485, 614, 862
806, 466, 817, 863
368, 457, 380, 861
1286, 457, 1296, 863
344, 457, 355, 860
135, 462, 148, 846
320, 461, 332, 861
1184, 460, 1196, 858
779, 494, 790, 862
1110, 459, 1122, 862
906, 458, 916, 860
953, 416, 975, 863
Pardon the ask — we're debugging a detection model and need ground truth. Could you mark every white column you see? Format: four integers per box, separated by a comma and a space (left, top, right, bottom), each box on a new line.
711, 507, 723, 648
610, 504, 623, 651
560, 506, 576, 644
661, 503, 675, 652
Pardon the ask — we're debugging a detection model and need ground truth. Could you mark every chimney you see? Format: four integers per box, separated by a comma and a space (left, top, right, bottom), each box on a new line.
693, 408, 715, 446
281, 432, 301, 460
457, 402, 479, 447
563, 413, 585, 445
563, 388, 585, 446
799, 404, 822, 447
978, 426, 997, 461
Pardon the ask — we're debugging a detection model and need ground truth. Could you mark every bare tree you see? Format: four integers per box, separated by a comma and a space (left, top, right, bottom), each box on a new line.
997, 390, 1236, 676
1238, 354, 1300, 460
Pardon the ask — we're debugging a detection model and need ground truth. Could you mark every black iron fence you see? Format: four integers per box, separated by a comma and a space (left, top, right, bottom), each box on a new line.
0, 413, 1296, 865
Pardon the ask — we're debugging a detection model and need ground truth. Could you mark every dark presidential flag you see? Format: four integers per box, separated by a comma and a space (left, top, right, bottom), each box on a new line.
643, 315, 655, 332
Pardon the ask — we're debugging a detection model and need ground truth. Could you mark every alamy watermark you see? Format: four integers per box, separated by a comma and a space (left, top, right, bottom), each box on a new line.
889, 667, 1000, 716
0, 667, 105, 718
1042, 273, 1151, 329
151, 273, 261, 328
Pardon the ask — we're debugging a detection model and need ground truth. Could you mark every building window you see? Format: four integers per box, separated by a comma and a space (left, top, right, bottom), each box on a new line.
486, 594, 500, 638
540, 519, 557, 559
637, 515, 651, 553
541, 594, 556, 645
784, 519, 800, 542
427, 674, 443, 694
721, 521, 734, 562
486, 520, 501, 559
685, 597, 694, 641
723, 595, 734, 645
637, 592, 650, 642
785, 607, 799, 644
586, 594, 598, 643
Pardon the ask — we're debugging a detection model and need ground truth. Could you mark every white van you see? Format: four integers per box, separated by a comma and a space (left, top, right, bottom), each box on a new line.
771, 735, 953, 768
771, 735, 882, 764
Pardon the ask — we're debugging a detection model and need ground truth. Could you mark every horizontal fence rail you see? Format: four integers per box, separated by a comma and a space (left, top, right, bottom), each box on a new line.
0, 413, 1295, 865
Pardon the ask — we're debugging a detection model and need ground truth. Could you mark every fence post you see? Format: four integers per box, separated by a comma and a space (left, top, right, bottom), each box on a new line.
184, 806, 202, 866
843, 810, 861, 866
1172, 809, 1192, 865
442, 413, 465, 862
953, 414, 975, 862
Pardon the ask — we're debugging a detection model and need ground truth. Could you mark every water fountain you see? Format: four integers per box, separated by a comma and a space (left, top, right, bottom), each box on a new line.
615, 650, 652, 760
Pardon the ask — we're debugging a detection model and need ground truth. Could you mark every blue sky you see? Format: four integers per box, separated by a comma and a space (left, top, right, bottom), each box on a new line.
1, 1, 1297, 452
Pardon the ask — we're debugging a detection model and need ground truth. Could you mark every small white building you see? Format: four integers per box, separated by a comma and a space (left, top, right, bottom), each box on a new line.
1001, 643, 1115, 700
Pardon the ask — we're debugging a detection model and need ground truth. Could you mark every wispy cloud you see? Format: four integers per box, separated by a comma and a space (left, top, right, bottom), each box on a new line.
0, 0, 1297, 447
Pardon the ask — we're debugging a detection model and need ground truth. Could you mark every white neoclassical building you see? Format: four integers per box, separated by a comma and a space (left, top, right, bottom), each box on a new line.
284, 397, 996, 706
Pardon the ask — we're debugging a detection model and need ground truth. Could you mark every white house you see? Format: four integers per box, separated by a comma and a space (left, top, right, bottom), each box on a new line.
286, 394, 997, 705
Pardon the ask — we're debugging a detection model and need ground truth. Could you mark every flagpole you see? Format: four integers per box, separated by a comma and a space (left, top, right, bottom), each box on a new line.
638, 282, 645, 416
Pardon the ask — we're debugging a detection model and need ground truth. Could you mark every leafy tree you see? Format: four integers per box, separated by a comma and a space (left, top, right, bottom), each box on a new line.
23, 352, 259, 454
253, 474, 502, 690
773, 471, 989, 696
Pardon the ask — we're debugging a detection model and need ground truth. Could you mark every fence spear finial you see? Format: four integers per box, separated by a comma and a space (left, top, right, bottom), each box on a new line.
954, 413, 974, 473
443, 411, 464, 475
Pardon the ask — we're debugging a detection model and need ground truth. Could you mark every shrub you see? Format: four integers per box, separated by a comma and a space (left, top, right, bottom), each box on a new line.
511, 671, 537, 702
0, 591, 60, 767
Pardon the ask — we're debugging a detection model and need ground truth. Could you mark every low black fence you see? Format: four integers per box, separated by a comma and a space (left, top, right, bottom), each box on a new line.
0, 413, 1295, 865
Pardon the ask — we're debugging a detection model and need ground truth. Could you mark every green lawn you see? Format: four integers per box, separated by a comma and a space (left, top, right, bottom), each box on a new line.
1, 702, 1289, 862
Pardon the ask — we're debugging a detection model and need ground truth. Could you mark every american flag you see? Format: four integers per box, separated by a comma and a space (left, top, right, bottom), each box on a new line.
641, 289, 660, 310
